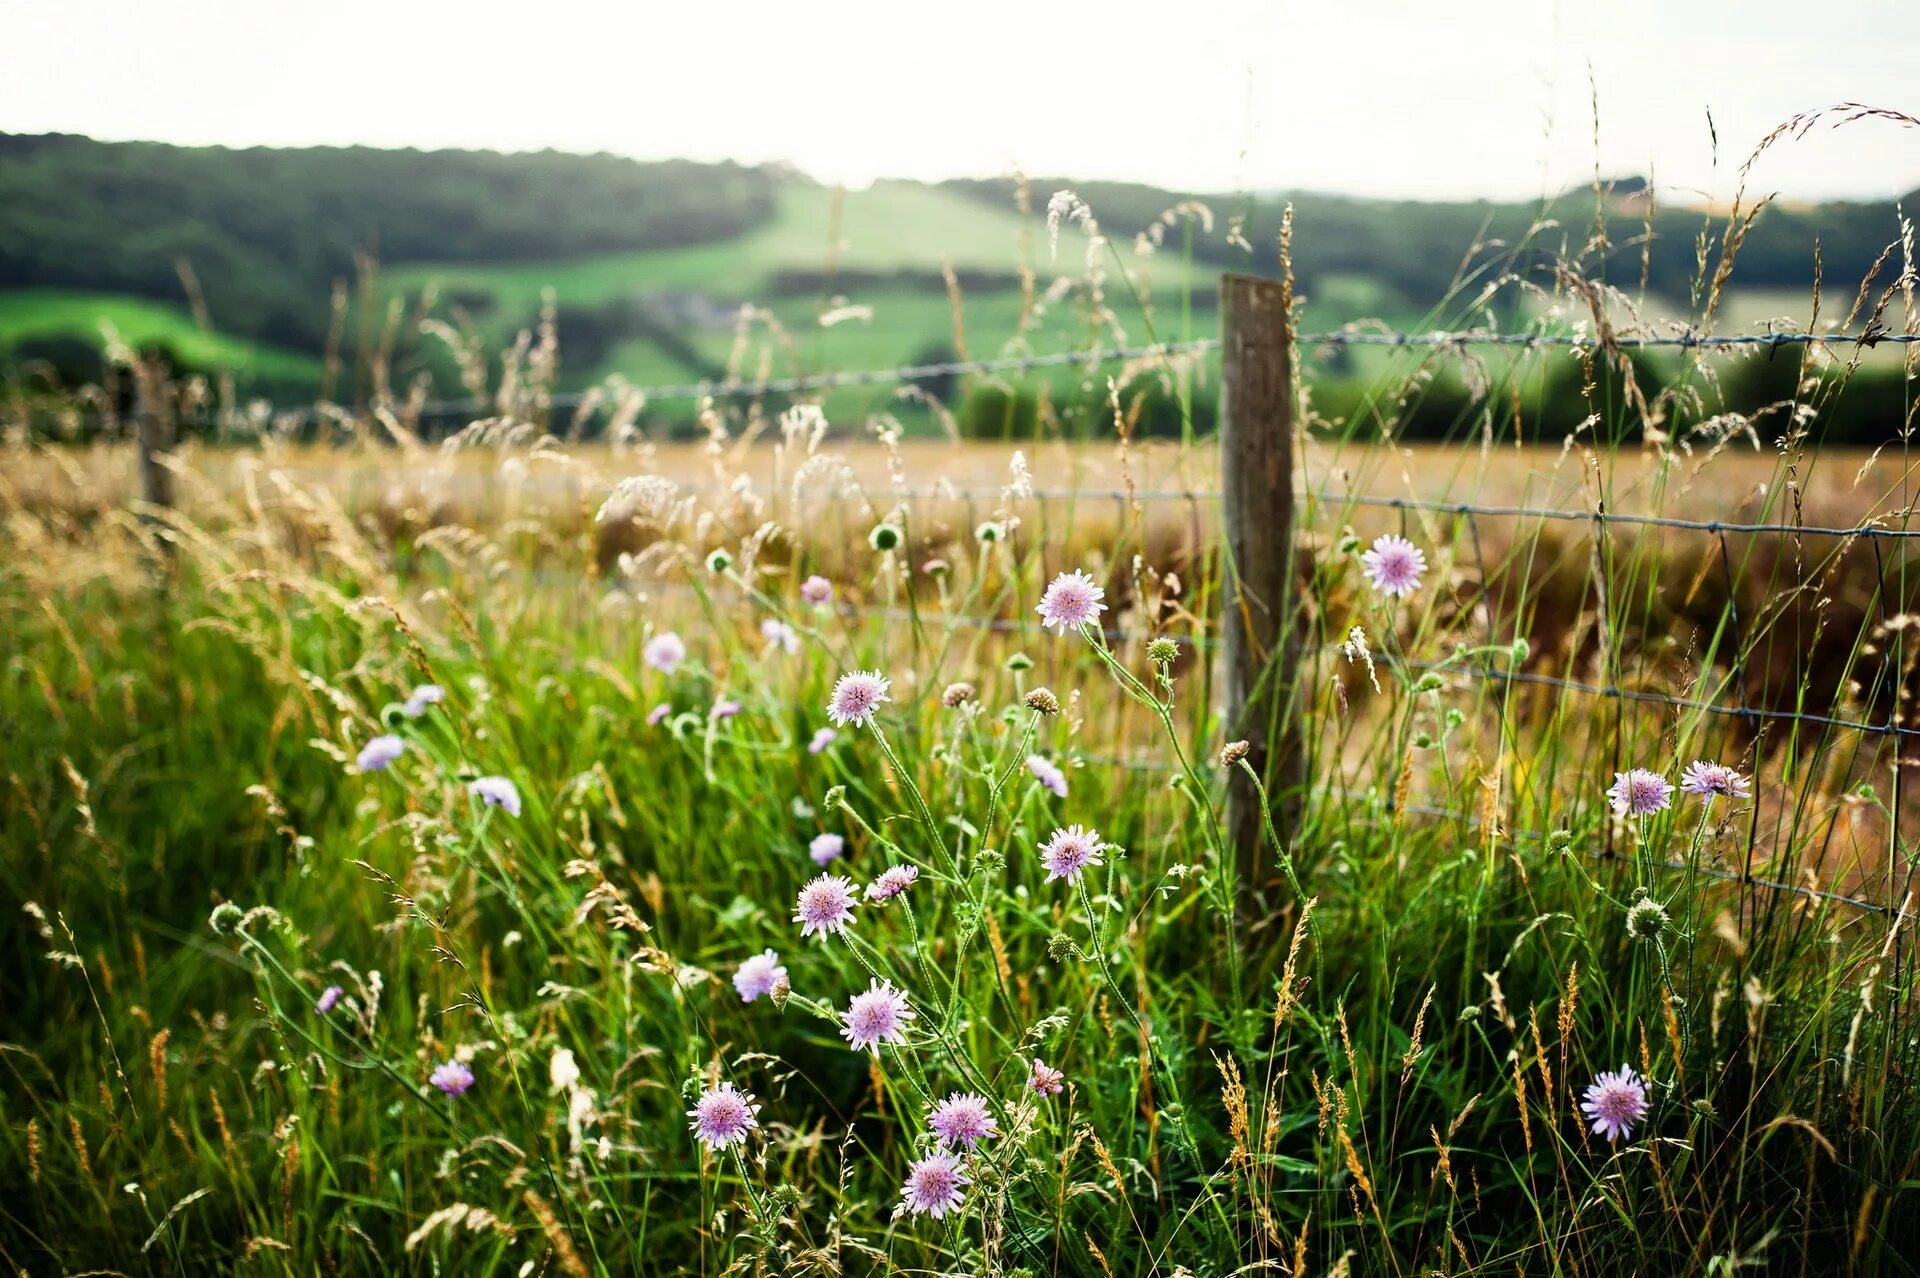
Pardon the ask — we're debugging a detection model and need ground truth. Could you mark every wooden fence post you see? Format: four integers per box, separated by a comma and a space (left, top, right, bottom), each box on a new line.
1220, 273, 1304, 898
133, 358, 176, 519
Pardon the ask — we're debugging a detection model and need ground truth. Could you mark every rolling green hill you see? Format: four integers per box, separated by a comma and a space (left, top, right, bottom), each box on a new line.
2, 133, 1913, 437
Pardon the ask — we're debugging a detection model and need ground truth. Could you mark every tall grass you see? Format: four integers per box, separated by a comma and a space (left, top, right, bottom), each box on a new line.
3, 170, 1920, 1275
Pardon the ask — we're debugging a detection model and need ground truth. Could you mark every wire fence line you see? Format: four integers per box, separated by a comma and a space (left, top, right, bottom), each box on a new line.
858, 486, 1920, 542
259, 325, 1920, 427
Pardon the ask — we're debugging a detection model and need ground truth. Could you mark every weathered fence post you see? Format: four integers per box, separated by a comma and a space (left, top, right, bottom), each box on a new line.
133, 358, 176, 520
1220, 272, 1304, 898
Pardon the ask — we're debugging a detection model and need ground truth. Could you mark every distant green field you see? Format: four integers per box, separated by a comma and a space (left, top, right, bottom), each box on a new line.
1, 178, 1877, 414
0, 289, 321, 384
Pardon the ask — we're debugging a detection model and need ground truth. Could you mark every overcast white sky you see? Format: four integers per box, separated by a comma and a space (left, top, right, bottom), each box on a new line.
4, 0, 1916, 203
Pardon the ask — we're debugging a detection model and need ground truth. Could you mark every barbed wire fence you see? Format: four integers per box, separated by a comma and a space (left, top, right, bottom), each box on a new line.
119, 274, 1920, 921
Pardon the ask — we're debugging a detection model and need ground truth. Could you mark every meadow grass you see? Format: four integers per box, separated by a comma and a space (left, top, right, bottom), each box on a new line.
5, 170, 1920, 1274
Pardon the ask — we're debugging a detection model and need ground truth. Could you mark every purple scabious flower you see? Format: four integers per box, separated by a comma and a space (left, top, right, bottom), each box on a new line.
808, 727, 837, 755
430, 1060, 475, 1097
794, 874, 859, 940
866, 864, 918, 902
841, 979, 914, 1052
896, 1152, 969, 1219
316, 985, 343, 1014
644, 632, 686, 674
733, 949, 787, 1002
927, 1092, 999, 1149
647, 702, 672, 726
469, 775, 522, 817
826, 671, 891, 727
1679, 760, 1751, 801
1026, 754, 1068, 798
1361, 534, 1427, 598
809, 833, 846, 866
1028, 1058, 1065, 1096
356, 734, 405, 773
800, 575, 833, 606
1039, 824, 1105, 884
1607, 768, 1674, 817
711, 699, 742, 720
1580, 1066, 1650, 1143
688, 1082, 760, 1150
402, 684, 445, 717
760, 619, 800, 655
1035, 569, 1107, 633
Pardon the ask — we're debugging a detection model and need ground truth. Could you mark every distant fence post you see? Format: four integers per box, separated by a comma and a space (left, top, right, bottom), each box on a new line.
133, 358, 176, 522
1220, 273, 1303, 898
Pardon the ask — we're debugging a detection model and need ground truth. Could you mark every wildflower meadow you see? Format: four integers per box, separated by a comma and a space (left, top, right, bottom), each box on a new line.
5, 185, 1920, 1276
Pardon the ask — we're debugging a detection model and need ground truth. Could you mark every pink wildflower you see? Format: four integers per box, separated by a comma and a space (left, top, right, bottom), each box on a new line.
469, 776, 521, 817
800, 575, 833, 606
356, 734, 405, 773
1679, 761, 1751, 800
401, 684, 444, 717
1581, 1066, 1651, 1143
760, 618, 799, 655
688, 1082, 760, 1150
316, 985, 343, 1014
1038, 824, 1105, 884
866, 864, 919, 902
430, 1060, 475, 1097
808, 727, 837, 754
733, 949, 786, 1002
896, 1152, 969, 1219
927, 1092, 999, 1149
1607, 768, 1674, 817
1361, 534, 1427, 598
826, 671, 891, 727
809, 833, 845, 866
647, 702, 672, 726
794, 874, 858, 940
1028, 1058, 1065, 1096
1026, 754, 1068, 798
644, 632, 686, 674
840, 979, 914, 1052
1035, 569, 1107, 633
